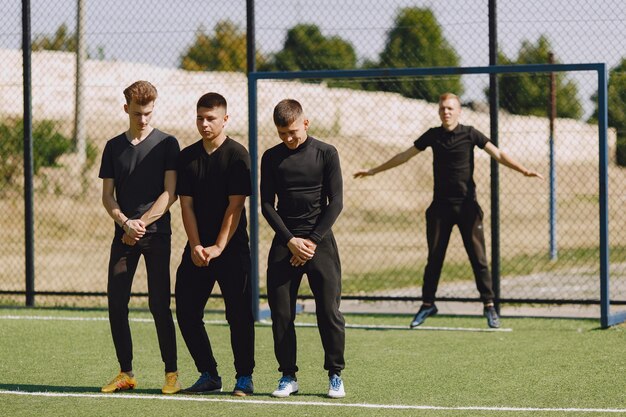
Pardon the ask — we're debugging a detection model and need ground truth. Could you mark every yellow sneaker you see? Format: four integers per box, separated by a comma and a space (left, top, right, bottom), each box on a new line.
162, 371, 181, 394
101, 371, 137, 393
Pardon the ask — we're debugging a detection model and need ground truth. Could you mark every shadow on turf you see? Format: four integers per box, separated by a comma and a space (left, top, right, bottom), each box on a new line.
0, 383, 179, 395
0, 384, 327, 398
0, 383, 337, 399
0, 383, 103, 393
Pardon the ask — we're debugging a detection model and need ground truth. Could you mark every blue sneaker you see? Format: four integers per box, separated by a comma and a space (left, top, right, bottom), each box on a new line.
232, 375, 253, 396
327, 374, 345, 398
410, 304, 438, 328
183, 372, 222, 394
271, 376, 299, 398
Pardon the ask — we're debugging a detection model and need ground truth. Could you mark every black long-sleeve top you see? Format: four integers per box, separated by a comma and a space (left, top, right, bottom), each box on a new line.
260, 136, 343, 245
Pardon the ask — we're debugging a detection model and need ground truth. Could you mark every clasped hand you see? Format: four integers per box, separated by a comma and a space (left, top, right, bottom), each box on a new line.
191, 244, 223, 267
287, 237, 316, 267
121, 219, 146, 246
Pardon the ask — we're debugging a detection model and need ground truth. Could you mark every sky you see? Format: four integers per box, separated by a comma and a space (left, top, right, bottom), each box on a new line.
4, 0, 625, 118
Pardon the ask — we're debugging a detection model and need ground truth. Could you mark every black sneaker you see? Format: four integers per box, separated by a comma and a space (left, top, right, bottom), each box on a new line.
184, 372, 222, 394
410, 304, 438, 328
484, 305, 501, 328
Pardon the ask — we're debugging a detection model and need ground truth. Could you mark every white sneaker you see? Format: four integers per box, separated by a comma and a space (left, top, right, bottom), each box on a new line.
271, 376, 299, 398
327, 374, 345, 398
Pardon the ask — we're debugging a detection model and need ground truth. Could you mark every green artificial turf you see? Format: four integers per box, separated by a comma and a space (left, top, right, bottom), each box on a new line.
0, 308, 624, 417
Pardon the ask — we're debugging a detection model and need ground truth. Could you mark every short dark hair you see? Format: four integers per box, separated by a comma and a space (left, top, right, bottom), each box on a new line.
123, 80, 158, 105
197, 92, 227, 111
273, 99, 303, 127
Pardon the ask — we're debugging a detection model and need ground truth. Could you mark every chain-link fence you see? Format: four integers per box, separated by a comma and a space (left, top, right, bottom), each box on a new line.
2, 1, 625, 316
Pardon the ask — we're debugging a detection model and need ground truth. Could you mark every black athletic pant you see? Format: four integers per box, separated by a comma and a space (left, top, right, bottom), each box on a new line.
422, 199, 494, 304
267, 232, 345, 377
175, 246, 255, 378
107, 233, 177, 373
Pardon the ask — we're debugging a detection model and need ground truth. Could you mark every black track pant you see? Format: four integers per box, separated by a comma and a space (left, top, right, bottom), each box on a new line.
175, 246, 255, 378
422, 199, 494, 304
107, 233, 177, 373
267, 232, 345, 377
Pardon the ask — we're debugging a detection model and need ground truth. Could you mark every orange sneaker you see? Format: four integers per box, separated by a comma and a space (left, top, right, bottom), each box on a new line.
162, 371, 181, 394
101, 371, 137, 393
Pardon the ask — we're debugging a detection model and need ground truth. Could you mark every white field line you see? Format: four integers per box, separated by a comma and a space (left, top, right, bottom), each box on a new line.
0, 315, 512, 332
0, 315, 223, 325
0, 389, 624, 413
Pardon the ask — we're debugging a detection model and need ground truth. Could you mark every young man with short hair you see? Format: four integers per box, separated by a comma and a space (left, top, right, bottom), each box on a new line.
261, 99, 346, 399
354, 92, 544, 329
99, 80, 181, 394
175, 92, 255, 396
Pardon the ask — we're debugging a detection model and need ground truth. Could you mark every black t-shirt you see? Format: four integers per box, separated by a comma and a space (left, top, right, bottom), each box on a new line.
176, 137, 251, 256
98, 128, 180, 236
414, 124, 489, 203
260, 136, 343, 245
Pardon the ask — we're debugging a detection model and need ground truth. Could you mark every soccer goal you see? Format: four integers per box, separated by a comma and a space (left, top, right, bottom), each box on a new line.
247, 62, 625, 328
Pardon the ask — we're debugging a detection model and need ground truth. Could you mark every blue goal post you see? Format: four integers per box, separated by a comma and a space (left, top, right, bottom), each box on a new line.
247, 62, 623, 328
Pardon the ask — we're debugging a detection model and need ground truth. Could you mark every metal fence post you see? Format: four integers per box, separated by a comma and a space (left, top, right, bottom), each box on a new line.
22, 0, 35, 307
488, 0, 501, 312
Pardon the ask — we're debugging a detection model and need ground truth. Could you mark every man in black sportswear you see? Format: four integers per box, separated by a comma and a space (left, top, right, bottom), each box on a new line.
261, 99, 346, 399
175, 92, 255, 396
354, 93, 544, 329
99, 80, 181, 394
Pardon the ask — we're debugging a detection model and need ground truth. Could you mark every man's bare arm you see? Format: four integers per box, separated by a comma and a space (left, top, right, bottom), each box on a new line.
102, 178, 127, 226
139, 170, 178, 226
102, 178, 145, 242
483, 142, 544, 179
180, 195, 207, 267
206, 194, 247, 258
353, 146, 420, 178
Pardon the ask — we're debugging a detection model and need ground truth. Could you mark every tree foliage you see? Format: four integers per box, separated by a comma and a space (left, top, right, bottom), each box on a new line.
364, 7, 463, 102
31, 23, 105, 59
493, 36, 583, 119
589, 58, 626, 165
261, 24, 357, 72
180, 20, 264, 72
32, 23, 77, 52
0, 118, 72, 189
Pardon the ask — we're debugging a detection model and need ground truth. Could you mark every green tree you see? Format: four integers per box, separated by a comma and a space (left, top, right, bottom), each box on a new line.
0, 118, 72, 189
32, 23, 77, 52
262, 24, 357, 72
180, 20, 264, 72
493, 36, 583, 119
364, 7, 463, 102
589, 58, 626, 165
31, 22, 104, 59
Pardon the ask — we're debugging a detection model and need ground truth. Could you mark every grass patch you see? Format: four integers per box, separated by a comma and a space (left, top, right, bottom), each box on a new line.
334, 245, 626, 297
0, 308, 624, 417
